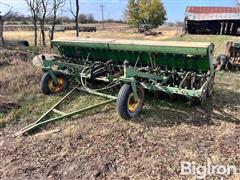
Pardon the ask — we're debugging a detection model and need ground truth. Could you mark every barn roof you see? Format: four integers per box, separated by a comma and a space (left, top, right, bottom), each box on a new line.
185, 6, 240, 21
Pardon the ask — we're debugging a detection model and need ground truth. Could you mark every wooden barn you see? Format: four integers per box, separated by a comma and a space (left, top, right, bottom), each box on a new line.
184, 6, 240, 35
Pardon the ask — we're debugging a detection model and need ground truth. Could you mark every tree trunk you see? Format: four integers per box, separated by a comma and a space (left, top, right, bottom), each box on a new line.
75, 0, 79, 37
50, 12, 56, 41
0, 16, 4, 46
40, 21, 46, 47
75, 17, 79, 37
33, 17, 38, 46
41, 27, 46, 47
50, 22, 55, 41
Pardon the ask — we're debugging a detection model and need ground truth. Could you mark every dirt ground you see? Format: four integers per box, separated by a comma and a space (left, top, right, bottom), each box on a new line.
0, 31, 240, 179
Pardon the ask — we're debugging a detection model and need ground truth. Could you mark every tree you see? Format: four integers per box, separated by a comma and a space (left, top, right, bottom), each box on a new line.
0, 8, 17, 46
50, 0, 65, 41
79, 14, 95, 24
124, 0, 139, 27
58, 16, 71, 24
79, 14, 87, 23
38, 0, 50, 47
87, 14, 95, 23
125, 0, 166, 29
69, 0, 80, 37
26, 0, 40, 47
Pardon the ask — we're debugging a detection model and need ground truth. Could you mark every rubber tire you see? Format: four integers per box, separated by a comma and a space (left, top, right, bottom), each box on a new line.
207, 73, 215, 97
216, 54, 228, 70
40, 71, 68, 95
117, 84, 145, 120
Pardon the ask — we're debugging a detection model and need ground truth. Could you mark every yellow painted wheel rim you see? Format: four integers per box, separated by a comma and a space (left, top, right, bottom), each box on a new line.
48, 77, 65, 93
127, 93, 142, 113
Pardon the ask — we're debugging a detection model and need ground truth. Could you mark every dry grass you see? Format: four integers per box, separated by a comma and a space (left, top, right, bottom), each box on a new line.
4, 29, 178, 47
169, 34, 240, 58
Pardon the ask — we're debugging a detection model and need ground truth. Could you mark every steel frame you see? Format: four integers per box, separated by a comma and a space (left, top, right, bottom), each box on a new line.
42, 57, 212, 104
15, 86, 117, 136
17, 47, 214, 135
120, 63, 211, 102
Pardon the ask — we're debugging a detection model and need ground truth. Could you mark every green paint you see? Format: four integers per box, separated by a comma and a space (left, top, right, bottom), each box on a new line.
51, 39, 214, 72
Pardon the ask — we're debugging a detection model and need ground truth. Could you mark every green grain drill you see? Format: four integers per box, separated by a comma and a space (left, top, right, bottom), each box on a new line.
16, 38, 215, 135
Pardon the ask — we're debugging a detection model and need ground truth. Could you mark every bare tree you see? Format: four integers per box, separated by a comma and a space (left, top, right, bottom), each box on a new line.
50, 0, 65, 41
0, 15, 5, 46
69, 0, 80, 37
0, 9, 17, 46
38, 0, 50, 47
26, 0, 40, 46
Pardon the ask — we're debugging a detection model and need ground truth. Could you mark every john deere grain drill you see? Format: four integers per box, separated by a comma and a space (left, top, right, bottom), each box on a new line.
16, 38, 215, 135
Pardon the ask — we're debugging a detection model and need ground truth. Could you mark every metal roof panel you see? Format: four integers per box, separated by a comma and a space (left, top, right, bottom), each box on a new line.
186, 6, 240, 14
185, 6, 240, 20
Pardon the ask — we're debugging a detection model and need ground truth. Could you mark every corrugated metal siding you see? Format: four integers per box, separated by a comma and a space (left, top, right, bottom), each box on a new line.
186, 6, 240, 14
185, 6, 240, 21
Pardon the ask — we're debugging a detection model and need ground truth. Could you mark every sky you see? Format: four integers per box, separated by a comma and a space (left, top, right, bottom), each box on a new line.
0, 0, 237, 22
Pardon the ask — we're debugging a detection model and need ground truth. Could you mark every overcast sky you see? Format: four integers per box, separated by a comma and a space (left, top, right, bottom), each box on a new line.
0, 0, 237, 22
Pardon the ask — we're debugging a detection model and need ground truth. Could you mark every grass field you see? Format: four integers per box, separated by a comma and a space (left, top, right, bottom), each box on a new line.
0, 28, 240, 179
4, 28, 179, 46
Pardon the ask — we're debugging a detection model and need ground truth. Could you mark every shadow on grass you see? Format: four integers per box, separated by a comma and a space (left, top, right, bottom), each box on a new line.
28, 84, 239, 131
9, 80, 239, 134
130, 87, 240, 128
